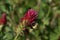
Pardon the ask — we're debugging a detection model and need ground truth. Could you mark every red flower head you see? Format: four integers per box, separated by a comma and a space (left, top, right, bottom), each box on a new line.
0, 13, 6, 25
21, 9, 38, 26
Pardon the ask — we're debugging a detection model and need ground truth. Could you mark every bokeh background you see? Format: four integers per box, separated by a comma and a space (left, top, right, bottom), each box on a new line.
0, 0, 60, 40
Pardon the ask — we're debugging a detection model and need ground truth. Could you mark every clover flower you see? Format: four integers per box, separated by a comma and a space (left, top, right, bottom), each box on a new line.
21, 9, 38, 26
0, 13, 6, 25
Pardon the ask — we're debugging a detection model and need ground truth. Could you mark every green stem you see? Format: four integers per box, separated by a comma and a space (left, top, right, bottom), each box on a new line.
14, 33, 20, 40
58, 18, 60, 33
46, 7, 51, 18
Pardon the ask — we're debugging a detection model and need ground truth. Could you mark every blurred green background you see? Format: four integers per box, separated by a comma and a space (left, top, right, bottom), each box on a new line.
0, 0, 60, 40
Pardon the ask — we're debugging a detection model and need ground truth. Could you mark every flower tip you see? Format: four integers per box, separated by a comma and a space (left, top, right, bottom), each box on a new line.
2, 13, 6, 17
21, 8, 38, 26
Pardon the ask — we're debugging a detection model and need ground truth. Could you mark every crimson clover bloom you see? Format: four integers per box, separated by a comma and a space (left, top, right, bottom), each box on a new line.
21, 9, 38, 26
16, 9, 38, 33
0, 13, 6, 25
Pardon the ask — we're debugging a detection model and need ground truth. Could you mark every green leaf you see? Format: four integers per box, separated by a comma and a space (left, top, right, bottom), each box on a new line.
3, 33, 14, 40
